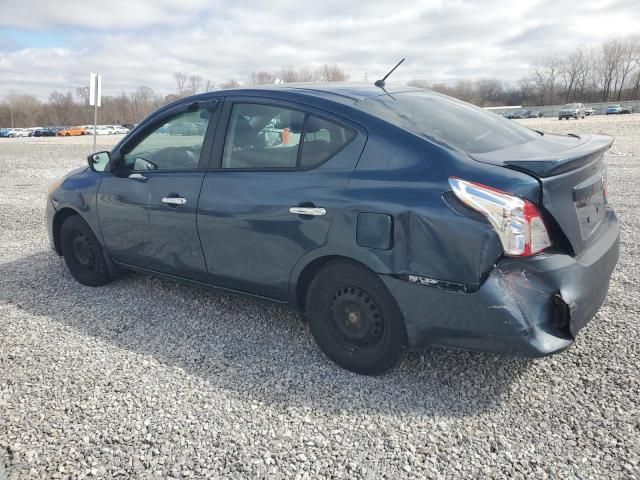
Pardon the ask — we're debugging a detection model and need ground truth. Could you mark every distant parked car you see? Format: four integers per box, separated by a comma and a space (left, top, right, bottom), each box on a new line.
502, 112, 514, 119
8, 128, 29, 137
58, 127, 87, 136
620, 106, 633, 114
510, 111, 524, 119
606, 105, 623, 115
585, 107, 595, 116
110, 125, 130, 134
559, 103, 586, 120
34, 128, 58, 137
522, 110, 542, 119
27, 127, 44, 137
121, 123, 136, 130
85, 126, 112, 135
0, 128, 11, 137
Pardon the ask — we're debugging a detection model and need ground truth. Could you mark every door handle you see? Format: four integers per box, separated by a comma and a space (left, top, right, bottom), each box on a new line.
289, 207, 326, 216
128, 173, 147, 182
162, 197, 187, 205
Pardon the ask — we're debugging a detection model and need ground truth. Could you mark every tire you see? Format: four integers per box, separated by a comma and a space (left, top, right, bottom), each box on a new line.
60, 215, 112, 286
305, 261, 408, 375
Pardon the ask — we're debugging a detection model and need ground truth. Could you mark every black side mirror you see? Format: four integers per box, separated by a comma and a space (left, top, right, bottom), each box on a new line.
87, 151, 110, 172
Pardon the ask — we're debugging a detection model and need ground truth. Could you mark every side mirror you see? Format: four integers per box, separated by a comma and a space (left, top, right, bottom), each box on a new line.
87, 151, 110, 172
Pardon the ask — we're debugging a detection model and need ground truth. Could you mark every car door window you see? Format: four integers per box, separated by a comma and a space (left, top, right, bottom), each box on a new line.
222, 103, 305, 169
123, 108, 210, 171
299, 116, 356, 168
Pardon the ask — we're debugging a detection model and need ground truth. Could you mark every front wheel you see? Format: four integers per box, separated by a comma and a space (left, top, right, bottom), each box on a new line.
60, 215, 113, 286
305, 261, 408, 375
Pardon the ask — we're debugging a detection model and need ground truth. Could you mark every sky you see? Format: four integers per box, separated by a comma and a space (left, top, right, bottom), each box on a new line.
0, 0, 639, 99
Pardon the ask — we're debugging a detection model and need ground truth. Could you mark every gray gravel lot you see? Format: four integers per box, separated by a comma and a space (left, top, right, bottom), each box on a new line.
1, 116, 639, 479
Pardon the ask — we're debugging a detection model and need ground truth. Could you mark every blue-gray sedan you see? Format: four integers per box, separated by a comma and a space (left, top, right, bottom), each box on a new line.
46, 83, 619, 375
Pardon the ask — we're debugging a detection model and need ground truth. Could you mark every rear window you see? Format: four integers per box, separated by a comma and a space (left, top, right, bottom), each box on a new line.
357, 91, 539, 154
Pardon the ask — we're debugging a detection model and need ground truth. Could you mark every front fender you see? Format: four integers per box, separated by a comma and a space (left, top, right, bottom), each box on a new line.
49, 169, 105, 246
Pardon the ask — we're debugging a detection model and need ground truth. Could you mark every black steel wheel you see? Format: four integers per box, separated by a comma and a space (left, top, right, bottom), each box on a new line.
60, 215, 112, 286
306, 261, 408, 375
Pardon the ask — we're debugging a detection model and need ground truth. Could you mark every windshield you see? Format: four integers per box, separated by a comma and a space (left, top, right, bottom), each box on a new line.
357, 90, 539, 154
564, 104, 580, 109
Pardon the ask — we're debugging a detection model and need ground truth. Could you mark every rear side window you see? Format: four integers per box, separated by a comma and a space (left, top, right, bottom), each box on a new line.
300, 116, 355, 168
222, 104, 305, 169
357, 91, 539, 154
222, 104, 355, 170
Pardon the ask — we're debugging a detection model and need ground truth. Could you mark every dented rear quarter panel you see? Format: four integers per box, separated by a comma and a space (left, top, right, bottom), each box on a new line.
338, 118, 542, 287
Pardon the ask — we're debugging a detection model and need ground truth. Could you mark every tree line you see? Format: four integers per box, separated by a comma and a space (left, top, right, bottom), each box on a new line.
1, 35, 639, 128
0, 64, 349, 128
408, 35, 640, 107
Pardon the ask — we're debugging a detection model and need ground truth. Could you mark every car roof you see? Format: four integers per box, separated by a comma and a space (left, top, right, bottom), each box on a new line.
250, 82, 420, 100
197, 82, 425, 104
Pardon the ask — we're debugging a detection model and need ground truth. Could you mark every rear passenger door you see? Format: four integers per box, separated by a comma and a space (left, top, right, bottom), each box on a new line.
197, 98, 366, 300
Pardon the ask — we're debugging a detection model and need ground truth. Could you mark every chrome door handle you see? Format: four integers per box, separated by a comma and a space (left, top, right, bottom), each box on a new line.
289, 207, 326, 216
128, 173, 147, 181
162, 197, 187, 205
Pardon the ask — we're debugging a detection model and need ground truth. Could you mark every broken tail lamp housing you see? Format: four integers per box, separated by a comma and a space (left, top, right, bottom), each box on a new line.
449, 177, 552, 257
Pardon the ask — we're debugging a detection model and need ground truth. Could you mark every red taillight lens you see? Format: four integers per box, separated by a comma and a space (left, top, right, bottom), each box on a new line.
449, 177, 552, 257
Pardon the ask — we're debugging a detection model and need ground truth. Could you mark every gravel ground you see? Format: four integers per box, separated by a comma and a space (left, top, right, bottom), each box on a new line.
1, 117, 639, 479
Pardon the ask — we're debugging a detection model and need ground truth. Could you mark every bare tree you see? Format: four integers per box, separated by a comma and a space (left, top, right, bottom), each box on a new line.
297, 67, 317, 82
597, 39, 624, 101
250, 71, 276, 85
219, 79, 240, 89
49, 91, 74, 125
130, 86, 155, 120
475, 79, 504, 106
560, 48, 587, 102
173, 71, 187, 96
317, 64, 349, 82
188, 75, 203, 94
204, 79, 215, 92
279, 65, 299, 83
615, 36, 639, 100
75, 87, 90, 105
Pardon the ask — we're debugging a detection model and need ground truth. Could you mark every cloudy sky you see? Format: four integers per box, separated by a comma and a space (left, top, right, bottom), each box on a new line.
0, 0, 638, 99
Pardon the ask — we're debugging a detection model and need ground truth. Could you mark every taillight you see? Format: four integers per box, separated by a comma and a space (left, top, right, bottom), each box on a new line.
449, 177, 552, 257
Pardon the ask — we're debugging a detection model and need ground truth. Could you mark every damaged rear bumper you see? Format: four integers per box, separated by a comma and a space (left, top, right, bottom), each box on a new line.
382, 210, 619, 357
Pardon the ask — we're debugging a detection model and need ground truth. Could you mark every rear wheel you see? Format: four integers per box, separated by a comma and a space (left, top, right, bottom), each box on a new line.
60, 215, 112, 286
305, 261, 408, 375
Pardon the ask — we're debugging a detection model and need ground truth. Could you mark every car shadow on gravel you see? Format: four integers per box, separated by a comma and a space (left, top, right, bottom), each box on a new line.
0, 252, 532, 416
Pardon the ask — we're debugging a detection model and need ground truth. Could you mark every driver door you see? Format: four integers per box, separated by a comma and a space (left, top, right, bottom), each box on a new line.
97, 104, 217, 281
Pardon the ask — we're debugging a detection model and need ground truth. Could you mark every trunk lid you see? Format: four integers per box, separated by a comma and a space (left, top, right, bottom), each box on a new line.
472, 133, 613, 254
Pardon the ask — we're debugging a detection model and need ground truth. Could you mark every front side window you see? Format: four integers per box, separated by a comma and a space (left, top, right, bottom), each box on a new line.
123, 108, 210, 171
222, 104, 305, 169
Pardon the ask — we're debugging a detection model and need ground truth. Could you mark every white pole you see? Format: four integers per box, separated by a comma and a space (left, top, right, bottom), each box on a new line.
89, 73, 100, 153
93, 99, 97, 153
